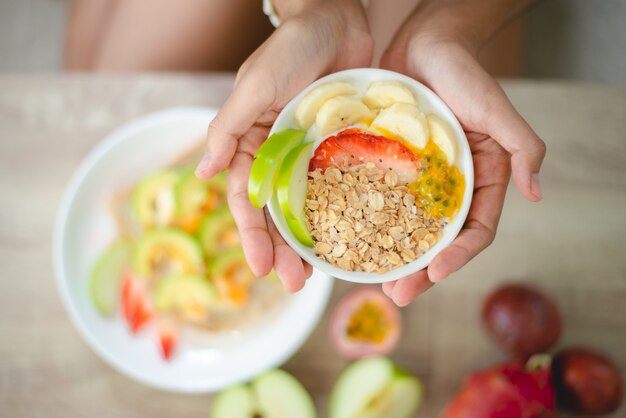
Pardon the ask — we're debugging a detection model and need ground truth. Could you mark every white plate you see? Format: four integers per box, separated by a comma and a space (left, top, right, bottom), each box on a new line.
53, 107, 333, 393
267, 68, 474, 283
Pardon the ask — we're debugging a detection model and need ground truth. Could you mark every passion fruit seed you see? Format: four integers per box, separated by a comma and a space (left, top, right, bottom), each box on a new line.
346, 302, 391, 344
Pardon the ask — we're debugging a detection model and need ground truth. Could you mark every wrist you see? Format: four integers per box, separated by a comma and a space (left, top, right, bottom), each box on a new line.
272, 0, 319, 21
404, 0, 537, 54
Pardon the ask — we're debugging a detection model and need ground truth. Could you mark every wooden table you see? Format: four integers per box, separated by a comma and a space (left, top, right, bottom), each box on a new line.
1, 75, 625, 418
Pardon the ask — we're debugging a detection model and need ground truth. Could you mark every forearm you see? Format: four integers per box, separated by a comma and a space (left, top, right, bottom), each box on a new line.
405, 0, 542, 52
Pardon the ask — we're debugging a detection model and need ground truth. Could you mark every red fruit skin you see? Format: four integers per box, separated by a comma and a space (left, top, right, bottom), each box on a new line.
157, 321, 178, 361
553, 348, 624, 415
121, 274, 154, 334
442, 359, 555, 418
309, 128, 421, 183
482, 284, 562, 357
328, 287, 401, 360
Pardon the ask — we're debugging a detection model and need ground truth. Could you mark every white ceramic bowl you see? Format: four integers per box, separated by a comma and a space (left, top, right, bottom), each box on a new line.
267, 68, 474, 284
53, 107, 334, 393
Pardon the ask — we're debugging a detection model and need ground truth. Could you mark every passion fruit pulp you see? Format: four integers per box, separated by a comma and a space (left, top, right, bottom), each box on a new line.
329, 287, 401, 359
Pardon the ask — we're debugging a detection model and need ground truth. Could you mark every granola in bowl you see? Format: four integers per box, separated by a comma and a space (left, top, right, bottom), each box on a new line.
307, 163, 444, 273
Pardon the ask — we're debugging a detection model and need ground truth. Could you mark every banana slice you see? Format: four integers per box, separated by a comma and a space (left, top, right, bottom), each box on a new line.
295, 81, 358, 129
427, 114, 457, 165
315, 96, 373, 136
362, 80, 418, 111
371, 103, 429, 149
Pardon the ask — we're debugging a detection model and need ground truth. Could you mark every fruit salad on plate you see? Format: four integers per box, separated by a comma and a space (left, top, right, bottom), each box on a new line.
90, 150, 285, 360
249, 79, 466, 273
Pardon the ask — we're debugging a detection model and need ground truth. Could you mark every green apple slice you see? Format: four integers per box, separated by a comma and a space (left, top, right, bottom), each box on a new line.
211, 384, 256, 418
131, 169, 181, 228
276, 142, 314, 247
248, 129, 306, 208
90, 239, 130, 315
254, 369, 317, 418
132, 228, 204, 278
329, 357, 423, 418
153, 274, 218, 318
210, 369, 317, 418
286, 215, 314, 248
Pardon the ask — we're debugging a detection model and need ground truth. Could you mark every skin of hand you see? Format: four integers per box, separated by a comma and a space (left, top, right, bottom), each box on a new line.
195, 0, 373, 292
380, 0, 547, 306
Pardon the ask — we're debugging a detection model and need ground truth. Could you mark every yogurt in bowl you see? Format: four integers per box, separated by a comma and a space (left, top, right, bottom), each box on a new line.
248, 68, 473, 284
53, 107, 334, 393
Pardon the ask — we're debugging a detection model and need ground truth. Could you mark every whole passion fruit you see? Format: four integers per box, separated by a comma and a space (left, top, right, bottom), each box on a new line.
553, 347, 624, 415
329, 287, 401, 359
482, 284, 562, 357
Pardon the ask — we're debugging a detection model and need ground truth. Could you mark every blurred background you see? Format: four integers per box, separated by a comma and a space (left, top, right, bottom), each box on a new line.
0, 0, 625, 84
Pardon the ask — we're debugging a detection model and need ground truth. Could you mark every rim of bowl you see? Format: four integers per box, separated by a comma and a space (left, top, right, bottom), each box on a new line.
52, 106, 334, 393
267, 68, 474, 284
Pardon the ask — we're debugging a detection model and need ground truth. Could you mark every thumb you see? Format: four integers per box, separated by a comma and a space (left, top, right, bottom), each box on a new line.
196, 75, 274, 180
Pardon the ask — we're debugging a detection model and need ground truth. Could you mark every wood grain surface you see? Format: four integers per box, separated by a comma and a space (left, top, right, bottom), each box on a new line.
0, 75, 624, 418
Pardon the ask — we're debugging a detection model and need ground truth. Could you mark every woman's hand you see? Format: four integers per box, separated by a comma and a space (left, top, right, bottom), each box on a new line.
380, 0, 546, 306
195, 0, 372, 292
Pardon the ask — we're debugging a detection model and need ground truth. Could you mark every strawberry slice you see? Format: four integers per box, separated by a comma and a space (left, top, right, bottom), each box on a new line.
121, 274, 154, 334
157, 320, 178, 361
309, 128, 421, 183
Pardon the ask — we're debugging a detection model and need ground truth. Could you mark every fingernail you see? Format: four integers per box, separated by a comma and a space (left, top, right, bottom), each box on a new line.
395, 298, 410, 308
531, 173, 542, 199
195, 152, 212, 178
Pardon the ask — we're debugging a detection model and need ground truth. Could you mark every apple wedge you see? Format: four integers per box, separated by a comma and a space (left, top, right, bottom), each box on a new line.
211, 384, 256, 418
248, 129, 306, 208
90, 239, 130, 315
329, 357, 423, 418
211, 369, 317, 418
276, 142, 315, 247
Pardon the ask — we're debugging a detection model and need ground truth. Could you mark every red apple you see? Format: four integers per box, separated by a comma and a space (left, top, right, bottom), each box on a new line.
482, 284, 562, 357
553, 347, 624, 415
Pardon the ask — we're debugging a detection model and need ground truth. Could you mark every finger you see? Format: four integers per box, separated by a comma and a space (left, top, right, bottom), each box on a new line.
226, 150, 274, 277
303, 261, 313, 279
264, 209, 310, 293
484, 84, 546, 202
382, 281, 396, 298
391, 270, 434, 307
196, 74, 274, 180
428, 179, 508, 283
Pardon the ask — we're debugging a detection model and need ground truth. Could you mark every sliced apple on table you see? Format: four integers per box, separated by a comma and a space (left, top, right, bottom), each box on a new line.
371, 103, 429, 150
248, 129, 306, 208
316, 96, 373, 137
329, 357, 423, 418
211, 369, 317, 418
295, 81, 358, 129
427, 114, 457, 165
362, 80, 418, 111
276, 142, 315, 247
211, 384, 256, 418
